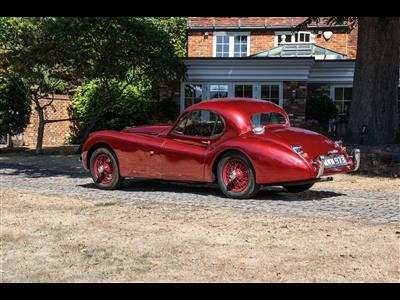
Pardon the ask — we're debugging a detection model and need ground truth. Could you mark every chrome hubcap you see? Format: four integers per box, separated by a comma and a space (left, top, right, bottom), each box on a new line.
229, 170, 237, 181
97, 165, 104, 174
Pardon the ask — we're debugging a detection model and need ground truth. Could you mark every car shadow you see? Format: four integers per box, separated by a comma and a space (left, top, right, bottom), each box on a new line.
0, 161, 89, 179
78, 178, 346, 201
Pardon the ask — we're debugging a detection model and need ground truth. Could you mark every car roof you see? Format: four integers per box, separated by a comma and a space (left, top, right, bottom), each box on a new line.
188, 98, 285, 115
185, 98, 289, 135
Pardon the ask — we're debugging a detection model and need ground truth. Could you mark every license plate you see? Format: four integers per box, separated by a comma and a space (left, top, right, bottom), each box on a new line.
323, 155, 347, 168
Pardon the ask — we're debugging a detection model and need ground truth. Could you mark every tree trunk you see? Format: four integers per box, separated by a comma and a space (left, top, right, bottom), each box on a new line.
349, 17, 400, 145
35, 107, 45, 155
6, 133, 13, 148
76, 111, 102, 154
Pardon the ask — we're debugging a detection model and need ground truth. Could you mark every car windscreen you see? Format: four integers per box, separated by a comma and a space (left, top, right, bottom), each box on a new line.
251, 112, 287, 127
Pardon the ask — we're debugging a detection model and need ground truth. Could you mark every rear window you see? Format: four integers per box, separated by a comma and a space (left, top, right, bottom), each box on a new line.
251, 112, 287, 127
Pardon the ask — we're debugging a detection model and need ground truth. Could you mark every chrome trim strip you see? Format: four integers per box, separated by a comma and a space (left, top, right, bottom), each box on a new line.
316, 155, 325, 178
351, 148, 361, 171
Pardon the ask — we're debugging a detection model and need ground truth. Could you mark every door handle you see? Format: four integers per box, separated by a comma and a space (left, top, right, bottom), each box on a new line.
201, 140, 211, 146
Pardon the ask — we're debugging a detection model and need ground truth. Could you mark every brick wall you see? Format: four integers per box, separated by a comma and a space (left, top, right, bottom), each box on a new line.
188, 32, 213, 57
283, 81, 308, 126
24, 95, 74, 146
249, 32, 275, 55
307, 83, 331, 98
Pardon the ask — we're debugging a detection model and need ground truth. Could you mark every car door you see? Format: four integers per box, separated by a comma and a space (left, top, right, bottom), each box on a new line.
161, 110, 224, 181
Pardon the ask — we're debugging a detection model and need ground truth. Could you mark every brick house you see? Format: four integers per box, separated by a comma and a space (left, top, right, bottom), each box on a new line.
179, 17, 399, 127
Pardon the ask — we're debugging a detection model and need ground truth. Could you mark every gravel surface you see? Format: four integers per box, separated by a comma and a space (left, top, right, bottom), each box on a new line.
1, 156, 399, 224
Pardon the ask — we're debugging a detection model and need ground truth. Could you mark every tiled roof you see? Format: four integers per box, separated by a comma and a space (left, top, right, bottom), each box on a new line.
187, 17, 345, 30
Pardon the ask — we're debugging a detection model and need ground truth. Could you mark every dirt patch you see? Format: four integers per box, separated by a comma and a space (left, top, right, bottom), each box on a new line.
320, 173, 400, 193
1, 189, 399, 282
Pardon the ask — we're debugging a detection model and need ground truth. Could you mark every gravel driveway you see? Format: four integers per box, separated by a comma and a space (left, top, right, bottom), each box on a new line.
1, 154, 399, 224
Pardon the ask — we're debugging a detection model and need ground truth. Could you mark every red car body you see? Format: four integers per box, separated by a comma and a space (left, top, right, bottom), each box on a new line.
81, 98, 360, 193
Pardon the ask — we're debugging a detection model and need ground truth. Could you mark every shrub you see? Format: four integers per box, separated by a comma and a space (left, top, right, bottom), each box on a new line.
305, 94, 338, 129
72, 79, 157, 138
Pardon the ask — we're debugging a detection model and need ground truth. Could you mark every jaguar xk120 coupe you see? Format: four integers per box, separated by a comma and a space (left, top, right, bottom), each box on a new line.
81, 98, 360, 199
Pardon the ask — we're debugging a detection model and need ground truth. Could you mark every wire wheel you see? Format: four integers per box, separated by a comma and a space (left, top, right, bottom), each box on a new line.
222, 158, 251, 193
93, 153, 114, 184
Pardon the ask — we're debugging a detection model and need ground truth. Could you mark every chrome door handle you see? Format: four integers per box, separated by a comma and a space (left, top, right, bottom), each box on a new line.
201, 141, 211, 145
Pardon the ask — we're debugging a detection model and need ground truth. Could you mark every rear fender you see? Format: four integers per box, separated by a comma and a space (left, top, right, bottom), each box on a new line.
208, 136, 315, 184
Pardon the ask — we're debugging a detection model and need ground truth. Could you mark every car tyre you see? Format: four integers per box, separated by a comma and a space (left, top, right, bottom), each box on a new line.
90, 147, 124, 190
283, 183, 314, 193
217, 152, 259, 199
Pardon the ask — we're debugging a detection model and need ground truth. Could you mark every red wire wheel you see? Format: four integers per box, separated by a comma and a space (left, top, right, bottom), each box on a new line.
90, 147, 124, 190
222, 158, 250, 193
217, 152, 259, 199
93, 153, 114, 184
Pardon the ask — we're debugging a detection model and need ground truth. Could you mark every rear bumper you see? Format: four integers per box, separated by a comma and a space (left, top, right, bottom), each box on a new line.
315, 148, 360, 177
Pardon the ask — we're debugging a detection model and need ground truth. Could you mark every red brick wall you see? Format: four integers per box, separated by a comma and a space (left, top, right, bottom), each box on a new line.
188, 32, 213, 57
187, 17, 358, 59
24, 95, 74, 146
250, 32, 275, 55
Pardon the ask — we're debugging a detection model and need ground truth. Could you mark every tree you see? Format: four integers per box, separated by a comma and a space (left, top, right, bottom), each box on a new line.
0, 73, 31, 147
300, 17, 399, 145
44, 17, 186, 152
0, 17, 186, 154
0, 17, 72, 154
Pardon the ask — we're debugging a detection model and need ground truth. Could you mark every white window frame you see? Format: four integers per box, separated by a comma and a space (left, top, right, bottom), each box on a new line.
274, 31, 314, 47
330, 84, 353, 115
258, 82, 283, 107
208, 83, 231, 100
180, 82, 284, 112
213, 32, 251, 58
233, 83, 255, 98
180, 82, 206, 112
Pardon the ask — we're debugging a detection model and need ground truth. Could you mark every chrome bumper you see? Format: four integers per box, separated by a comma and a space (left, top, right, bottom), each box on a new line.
316, 156, 325, 178
315, 148, 360, 177
350, 148, 361, 171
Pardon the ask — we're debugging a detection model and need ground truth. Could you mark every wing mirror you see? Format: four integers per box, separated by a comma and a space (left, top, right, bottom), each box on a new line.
252, 126, 265, 135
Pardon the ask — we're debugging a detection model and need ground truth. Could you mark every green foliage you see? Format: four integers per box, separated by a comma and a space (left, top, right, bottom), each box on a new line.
305, 94, 338, 128
0, 73, 31, 136
143, 17, 187, 57
72, 79, 157, 133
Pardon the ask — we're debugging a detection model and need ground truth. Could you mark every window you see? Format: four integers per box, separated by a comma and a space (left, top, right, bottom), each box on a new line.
209, 84, 229, 99
275, 31, 314, 46
215, 35, 230, 57
251, 112, 287, 128
234, 84, 253, 98
333, 87, 352, 116
184, 84, 202, 109
260, 84, 280, 105
173, 110, 225, 137
234, 36, 248, 57
214, 33, 249, 57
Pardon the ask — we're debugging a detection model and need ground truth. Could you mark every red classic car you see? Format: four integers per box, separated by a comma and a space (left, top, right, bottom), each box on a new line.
81, 98, 360, 199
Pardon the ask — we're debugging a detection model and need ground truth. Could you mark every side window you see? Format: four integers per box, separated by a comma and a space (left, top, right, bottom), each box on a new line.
172, 110, 225, 137
213, 116, 224, 136
173, 114, 189, 134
